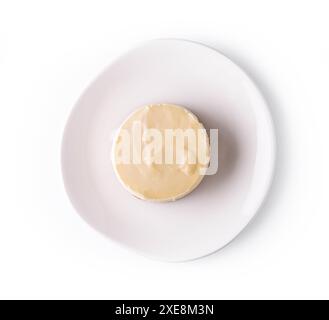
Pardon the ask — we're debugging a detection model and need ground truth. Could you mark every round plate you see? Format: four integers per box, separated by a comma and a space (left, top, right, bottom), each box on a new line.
62, 39, 276, 261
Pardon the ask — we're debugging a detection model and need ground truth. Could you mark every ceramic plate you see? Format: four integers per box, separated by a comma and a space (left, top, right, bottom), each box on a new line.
62, 39, 275, 261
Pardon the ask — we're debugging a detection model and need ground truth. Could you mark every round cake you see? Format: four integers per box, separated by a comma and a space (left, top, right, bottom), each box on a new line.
112, 104, 210, 201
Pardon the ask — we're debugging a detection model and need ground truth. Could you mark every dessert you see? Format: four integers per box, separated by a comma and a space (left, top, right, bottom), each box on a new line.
112, 104, 210, 201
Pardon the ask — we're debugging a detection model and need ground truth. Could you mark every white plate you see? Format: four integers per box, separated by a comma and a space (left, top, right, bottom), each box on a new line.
62, 39, 276, 261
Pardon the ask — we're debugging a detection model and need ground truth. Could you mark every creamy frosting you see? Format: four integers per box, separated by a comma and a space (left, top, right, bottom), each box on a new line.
112, 104, 210, 201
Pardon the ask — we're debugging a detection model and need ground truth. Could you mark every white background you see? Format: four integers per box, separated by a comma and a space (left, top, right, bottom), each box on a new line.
1, 0, 328, 300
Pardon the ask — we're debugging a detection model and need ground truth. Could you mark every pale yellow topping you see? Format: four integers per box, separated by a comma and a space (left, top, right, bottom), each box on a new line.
112, 104, 210, 202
